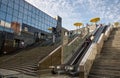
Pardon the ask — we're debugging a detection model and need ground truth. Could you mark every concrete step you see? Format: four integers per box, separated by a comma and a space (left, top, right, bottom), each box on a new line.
105, 39, 120, 41
91, 65, 120, 71
3, 67, 38, 76
13, 68, 38, 76
103, 46, 120, 49
89, 69, 120, 77
38, 69, 52, 75
88, 74, 120, 78
104, 43, 120, 45
88, 28, 120, 78
103, 45, 120, 48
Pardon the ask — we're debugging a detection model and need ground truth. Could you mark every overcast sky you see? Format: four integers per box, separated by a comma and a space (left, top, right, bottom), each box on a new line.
26, 0, 120, 30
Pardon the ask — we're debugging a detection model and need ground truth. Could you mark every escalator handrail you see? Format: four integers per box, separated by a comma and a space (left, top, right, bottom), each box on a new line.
66, 35, 89, 65
93, 26, 107, 43
66, 26, 102, 65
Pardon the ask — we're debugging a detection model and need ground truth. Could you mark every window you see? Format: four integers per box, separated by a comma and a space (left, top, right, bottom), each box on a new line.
28, 11, 32, 17
12, 16, 18, 21
18, 12, 23, 18
27, 16, 31, 21
0, 11, 6, 20
23, 20, 27, 24
14, 0, 19, 4
14, 4, 19, 10
24, 3, 29, 9
1, 0, 8, 5
8, 1, 14, 8
6, 14, 12, 22
24, 9, 28, 15
23, 14, 27, 21
13, 9, 19, 17
32, 7, 36, 14
17, 18, 22, 24
19, 6, 24, 12
7, 7, 13, 14
19, 0, 24, 7
0, 4, 7, 12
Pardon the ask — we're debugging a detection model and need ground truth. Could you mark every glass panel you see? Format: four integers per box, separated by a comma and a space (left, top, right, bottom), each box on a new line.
14, 0, 19, 4
1, 0, 8, 5
18, 12, 23, 18
7, 7, 13, 14
19, 0, 24, 7
27, 16, 31, 21
28, 4, 32, 11
0, 4, 7, 12
24, 8, 28, 15
22, 14, 27, 22
19, 6, 24, 12
25, 3, 29, 9
17, 18, 22, 24
12, 16, 18, 22
28, 11, 32, 17
14, 4, 19, 10
6, 14, 12, 22
8, 1, 14, 8
13, 9, 19, 17
0, 11, 6, 20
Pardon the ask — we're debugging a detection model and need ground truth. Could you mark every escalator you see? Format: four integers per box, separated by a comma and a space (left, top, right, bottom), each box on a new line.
51, 25, 108, 76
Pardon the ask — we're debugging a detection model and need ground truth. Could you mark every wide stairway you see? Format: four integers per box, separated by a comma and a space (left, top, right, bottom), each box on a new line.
0, 45, 59, 76
88, 28, 120, 78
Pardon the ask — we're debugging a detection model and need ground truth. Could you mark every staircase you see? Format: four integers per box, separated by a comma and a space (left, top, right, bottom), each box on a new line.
88, 28, 120, 78
0, 45, 59, 76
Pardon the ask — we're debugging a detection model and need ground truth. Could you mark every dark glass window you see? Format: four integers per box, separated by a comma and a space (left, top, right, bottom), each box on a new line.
28, 11, 32, 17
7, 7, 13, 14
17, 18, 22, 24
14, 0, 19, 4
0, 11, 6, 20
8, 1, 14, 8
25, 3, 29, 9
23, 14, 27, 21
28, 4, 32, 11
28, 16, 31, 21
24, 8, 28, 15
19, 0, 24, 7
14, 4, 19, 10
1, 0, 8, 5
13, 9, 19, 17
32, 7, 36, 14
6, 14, 12, 22
18, 12, 23, 18
12, 16, 18, 21
0, 4, 7, 12
19, 6, 24, 12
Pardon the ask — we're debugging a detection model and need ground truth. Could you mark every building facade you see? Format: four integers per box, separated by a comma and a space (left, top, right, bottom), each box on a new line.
0, 0, 60, 33
0, 0, 62, 53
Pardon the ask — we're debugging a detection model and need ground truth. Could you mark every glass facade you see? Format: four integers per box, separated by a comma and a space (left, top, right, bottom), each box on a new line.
0, 0, 57, 33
